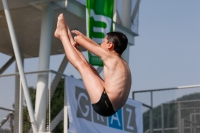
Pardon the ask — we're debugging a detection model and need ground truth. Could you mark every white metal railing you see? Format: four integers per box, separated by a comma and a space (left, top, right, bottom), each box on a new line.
0, 107, 14, 132
0, 70, 66, 133
133, 85, 200, 133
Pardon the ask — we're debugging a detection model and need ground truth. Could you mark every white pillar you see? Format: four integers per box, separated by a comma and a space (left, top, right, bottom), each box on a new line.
122, 0, 132, 29
64, 86, 68, 133
35, 3, 54, 132
2, 0, 37, 131
113, 0, 122, 25
14, 59, 23, 133
121, 0, 132, 64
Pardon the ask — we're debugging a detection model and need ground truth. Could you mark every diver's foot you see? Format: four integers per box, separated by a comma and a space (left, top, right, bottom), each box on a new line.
54, 14, 68, 39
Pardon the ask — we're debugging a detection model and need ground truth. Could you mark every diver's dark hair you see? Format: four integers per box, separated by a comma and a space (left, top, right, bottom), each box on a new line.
106, 31, 128, 55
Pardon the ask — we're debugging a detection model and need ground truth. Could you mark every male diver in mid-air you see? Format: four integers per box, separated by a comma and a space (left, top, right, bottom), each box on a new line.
54, 14, 132, 116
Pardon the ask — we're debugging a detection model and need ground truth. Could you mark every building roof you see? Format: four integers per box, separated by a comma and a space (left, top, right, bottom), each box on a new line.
0, 0, 86, 58
0, 0, 136, 59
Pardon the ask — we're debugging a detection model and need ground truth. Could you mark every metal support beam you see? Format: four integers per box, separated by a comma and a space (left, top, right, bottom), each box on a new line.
35, 3, 54, 132
65, 0, 85, 19
122, 0, 132, 29
10, 112, 14, 133
0, 56, 15, 74
50, 56, 68, 98
161, 104, 164, 133
14, 60, 23, 133
50, 108, 64, 131
96, 67, 103, 74
131, 0, 141, 23
150, 91, 153, 133
2, 0, 37, 132
113, 0, 122, 25
64, 84, 68, 133
178, 102, 181, 133
37, 3, 54, 71
18, 81, 23, 133
120, 0, 133, 63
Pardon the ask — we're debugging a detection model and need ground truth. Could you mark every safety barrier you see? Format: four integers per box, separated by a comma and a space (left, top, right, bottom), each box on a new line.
132, 84, 200, 133
0, 70, 66, 133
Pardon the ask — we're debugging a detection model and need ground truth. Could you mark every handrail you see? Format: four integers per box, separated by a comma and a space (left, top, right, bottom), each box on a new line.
0, 112, 14, 128
0, 69, 66, 78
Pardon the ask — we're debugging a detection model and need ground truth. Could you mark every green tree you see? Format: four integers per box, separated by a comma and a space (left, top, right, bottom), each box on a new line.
51, 78, 64, 132
143, 93, 200, 132
22, 78, 65, 132
22, 87, 36, 133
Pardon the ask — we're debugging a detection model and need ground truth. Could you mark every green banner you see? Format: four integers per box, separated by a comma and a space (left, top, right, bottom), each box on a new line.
86, 0, 114, 66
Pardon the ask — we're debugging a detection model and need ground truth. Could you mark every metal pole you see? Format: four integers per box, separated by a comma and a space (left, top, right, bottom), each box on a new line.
0, 56, 15, 74
50, 109, 64, 131
190, 114, 192, 133
96, 66, 103, 74
10, 112, 14, 133
19, 78, 23, 133
161, 104, 164, 133
150, 91, 153, 133
50, 56, 68, 98
131, 0, 141, 23
194, 108, 196, 133
35, 3, 54, 132
178, 102, 181, 133
64, 78, 68, 133
14, 63, 20, 133
2, 0, 37, 132
181, 118, 184, 133
132, 92, 135, 100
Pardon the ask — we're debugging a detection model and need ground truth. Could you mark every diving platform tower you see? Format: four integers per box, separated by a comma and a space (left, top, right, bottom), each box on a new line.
0, 0, 140, 132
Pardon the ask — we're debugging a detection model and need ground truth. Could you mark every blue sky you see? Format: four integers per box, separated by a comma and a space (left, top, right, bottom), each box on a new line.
131, 0, 200, 90
1, 0, 200, 96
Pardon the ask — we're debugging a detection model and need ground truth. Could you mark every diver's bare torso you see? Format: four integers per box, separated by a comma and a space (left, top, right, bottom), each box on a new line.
103, 54, 132, 111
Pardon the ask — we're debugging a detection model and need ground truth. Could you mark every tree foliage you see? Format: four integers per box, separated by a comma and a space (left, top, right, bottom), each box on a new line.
143, 93, 200, 132
21, 78, 65, 133
51, 78, 64, 132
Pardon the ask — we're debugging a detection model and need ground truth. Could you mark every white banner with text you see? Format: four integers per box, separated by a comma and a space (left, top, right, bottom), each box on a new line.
65, 76, 143, 133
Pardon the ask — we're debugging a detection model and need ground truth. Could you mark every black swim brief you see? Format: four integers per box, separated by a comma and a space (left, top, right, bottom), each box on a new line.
92, 91, 116, 117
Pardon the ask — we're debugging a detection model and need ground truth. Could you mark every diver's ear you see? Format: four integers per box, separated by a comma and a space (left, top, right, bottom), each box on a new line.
107, 42, 114, 50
